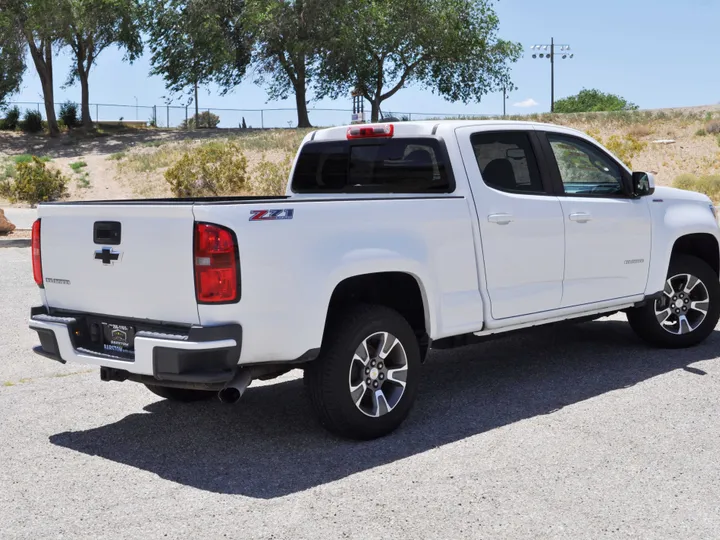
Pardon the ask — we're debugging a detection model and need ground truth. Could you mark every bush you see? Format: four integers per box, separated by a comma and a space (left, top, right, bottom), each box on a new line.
594, 133, 647, 169
0, 157, 68, 205
59, 101, 79, 129
181, 111, 220, 129
627, 125, 652, 138
2, 106, 20, 130
706, 120, 720, 135
673, 174, 720, 203
21, 110, 43, 133
250, 156, 292, 196
554, 89, 639, 114
673, 174, 698, 191
695, 129, 707, 137
164, 140, 248, 197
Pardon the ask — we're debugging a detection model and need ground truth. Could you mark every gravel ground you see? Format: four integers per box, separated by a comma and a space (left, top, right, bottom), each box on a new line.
3, 245, 720, 539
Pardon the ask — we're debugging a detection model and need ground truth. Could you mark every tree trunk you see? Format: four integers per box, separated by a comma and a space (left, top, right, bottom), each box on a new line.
26, 38, 59, 137
194, 80, 199, 128
294, 81, 311, 128
370, 98, 381, 122
79, 69, 92, 128
41, 42, 59, 136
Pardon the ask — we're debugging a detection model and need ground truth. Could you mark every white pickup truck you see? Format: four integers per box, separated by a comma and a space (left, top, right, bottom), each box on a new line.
29, 120, 720, 439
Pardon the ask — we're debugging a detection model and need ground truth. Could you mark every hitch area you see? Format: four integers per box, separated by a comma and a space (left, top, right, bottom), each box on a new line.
100, 365, 293, 402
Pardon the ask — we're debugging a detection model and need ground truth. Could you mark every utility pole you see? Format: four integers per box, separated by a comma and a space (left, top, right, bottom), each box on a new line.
530, 39, 574, 113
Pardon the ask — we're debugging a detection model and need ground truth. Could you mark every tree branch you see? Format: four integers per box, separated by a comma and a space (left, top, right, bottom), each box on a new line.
379, 59, 420, 101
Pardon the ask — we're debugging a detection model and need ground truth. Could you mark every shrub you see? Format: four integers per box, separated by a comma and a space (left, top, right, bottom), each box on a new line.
69, 161, 87, 172
164, 140, 247, 197
2, 106, 20, 130
59, 101, 79, 129
693, 175, 720, 202
250, 156, 292, 196
695, 129, 707, 137
108, 151, 126, 161
0, 157, 68, 205
600, 134, 647, 169
554, 88, 638, 114
705, 120, 720, 134
673, 174, 698, 191
21, 110, 43, 133
13, 154, 50, 164
181, 111, 220, 129
673, 174, 720, 203
627, 125, 652, 138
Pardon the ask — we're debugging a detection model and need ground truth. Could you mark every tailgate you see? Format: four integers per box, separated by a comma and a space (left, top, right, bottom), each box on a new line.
38, 204, 200, 325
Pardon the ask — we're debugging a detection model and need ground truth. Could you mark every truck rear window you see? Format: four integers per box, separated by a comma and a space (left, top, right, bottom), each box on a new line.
291, 138, 453, 193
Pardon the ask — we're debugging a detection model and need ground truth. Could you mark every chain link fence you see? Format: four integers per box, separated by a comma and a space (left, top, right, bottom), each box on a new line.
6, 101, 496, 129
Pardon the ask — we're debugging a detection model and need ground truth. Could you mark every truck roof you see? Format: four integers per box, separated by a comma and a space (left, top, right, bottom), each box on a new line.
310, 120, 586, 142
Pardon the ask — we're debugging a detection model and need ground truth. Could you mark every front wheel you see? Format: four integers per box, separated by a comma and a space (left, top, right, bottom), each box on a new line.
305, 304, 421, 440
627, 254, 720, 348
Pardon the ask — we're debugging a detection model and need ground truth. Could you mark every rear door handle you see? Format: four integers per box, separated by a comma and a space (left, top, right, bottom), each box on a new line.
569, 212, 592, 223
488, 213, 514, 225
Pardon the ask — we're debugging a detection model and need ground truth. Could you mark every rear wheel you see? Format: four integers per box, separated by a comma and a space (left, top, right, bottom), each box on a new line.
627, 254, 720, 348
305, 304, 421, 440
144, 384, 217, 402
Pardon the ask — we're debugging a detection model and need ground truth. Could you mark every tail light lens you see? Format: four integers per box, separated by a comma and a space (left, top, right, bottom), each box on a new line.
193, 222, 239, 303
32, 219, 43, 288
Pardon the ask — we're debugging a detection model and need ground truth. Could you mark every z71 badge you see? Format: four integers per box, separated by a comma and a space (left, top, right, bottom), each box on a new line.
249, 209, 294, 221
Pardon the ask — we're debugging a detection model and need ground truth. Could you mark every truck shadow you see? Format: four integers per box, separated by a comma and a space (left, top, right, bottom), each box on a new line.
49, 319, 720, 498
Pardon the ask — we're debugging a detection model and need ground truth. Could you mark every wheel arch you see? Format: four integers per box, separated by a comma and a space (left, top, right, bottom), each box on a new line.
671, 233, 720, 277
323, 271, 432, 357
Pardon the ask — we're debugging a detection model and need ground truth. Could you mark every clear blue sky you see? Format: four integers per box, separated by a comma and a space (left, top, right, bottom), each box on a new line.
10, 0, 720, 127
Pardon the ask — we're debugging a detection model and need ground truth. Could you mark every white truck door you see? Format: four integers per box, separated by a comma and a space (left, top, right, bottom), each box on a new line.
539, 131, 652, 307
456, 127, 565, 320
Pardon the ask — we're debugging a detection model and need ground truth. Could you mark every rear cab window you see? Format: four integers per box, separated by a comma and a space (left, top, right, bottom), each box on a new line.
291, 138, 453, 193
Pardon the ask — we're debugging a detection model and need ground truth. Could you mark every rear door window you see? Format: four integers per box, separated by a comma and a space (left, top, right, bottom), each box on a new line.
470, 131, 546, 194
291, 138, 453, 193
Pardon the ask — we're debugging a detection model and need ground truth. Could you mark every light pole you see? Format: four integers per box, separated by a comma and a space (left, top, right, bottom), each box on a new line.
530, 38, 574, 112
133, 96, 138, 120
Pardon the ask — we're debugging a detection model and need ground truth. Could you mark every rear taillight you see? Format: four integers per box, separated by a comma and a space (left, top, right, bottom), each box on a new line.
32, 219, 43, 288
193, 222, 239, 303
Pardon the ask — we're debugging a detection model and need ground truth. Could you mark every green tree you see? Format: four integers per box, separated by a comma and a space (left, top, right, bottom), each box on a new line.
143, 0, 251, 121
58, 0, 144, 128
247, 0, 338, 128
554, 88, 639, 114
316, 0, 521, 122
1, 0, 63, 136
0, 11, 26, 108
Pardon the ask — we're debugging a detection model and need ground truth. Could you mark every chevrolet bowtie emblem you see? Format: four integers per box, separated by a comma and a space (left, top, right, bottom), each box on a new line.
95, 247, 121, 265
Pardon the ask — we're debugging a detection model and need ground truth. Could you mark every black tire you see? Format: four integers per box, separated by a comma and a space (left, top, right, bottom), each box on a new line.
305, 304, 421, 440
627, 254, 720, 348
144, 384, 217, 402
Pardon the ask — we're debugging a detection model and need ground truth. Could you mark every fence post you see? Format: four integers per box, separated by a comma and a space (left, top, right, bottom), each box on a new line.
37, 103, 40, 113
95, 104, 99, 122
261, 110, 264, 129
167, 106, 170, 128
153, 105, 157, 126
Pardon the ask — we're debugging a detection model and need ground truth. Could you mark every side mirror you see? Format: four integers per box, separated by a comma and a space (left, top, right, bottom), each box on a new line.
632, 171, 655, 197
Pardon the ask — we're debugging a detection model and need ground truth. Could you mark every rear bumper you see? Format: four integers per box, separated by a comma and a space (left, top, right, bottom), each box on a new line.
29, 306, 242, 384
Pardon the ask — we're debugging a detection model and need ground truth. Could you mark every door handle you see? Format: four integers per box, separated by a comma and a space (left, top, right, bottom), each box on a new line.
488, 213, 514, 225
569, 212, 592, 223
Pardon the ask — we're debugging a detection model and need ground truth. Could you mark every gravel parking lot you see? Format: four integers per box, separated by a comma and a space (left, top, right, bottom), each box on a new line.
3, 244, 720, 539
